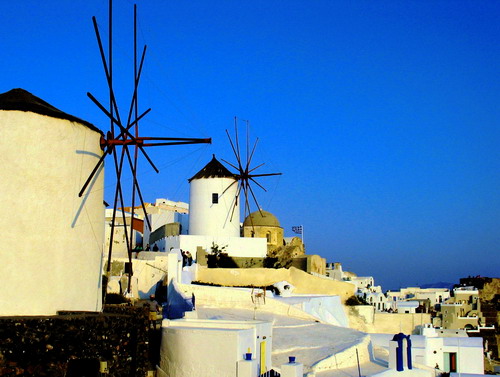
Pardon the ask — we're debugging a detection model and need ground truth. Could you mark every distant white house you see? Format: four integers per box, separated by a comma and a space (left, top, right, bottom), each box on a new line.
387, 287, 450, 310
350, 276, 375, 290
397, 301, 419, 314
364, 291, 391, 311
371, 333, 484, 374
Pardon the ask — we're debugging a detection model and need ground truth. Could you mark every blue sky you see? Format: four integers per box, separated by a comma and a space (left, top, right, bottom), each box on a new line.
2, 1, 499, 290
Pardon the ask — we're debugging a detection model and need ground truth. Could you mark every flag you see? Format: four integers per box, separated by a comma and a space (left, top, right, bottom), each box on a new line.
292, 226, 302, 234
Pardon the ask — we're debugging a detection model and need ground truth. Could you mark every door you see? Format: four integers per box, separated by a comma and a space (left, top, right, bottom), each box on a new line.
444, 352, 457, 373
260, 341, 267, 374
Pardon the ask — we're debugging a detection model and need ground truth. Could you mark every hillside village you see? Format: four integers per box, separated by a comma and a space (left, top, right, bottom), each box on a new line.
1, 87, 499, 377
1, 1, 500, 376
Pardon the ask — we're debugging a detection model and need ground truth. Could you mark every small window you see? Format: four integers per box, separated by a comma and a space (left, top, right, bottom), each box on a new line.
212, 193, 218, 204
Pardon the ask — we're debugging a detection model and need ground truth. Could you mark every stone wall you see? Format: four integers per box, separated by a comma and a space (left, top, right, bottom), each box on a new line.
196, 266, 355, 302
0, 305, 155, 376
345, 306, 431, 334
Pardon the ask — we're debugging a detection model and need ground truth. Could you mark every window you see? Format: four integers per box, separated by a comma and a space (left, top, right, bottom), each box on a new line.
212, 193, 218, 204
266, 232, 271, 243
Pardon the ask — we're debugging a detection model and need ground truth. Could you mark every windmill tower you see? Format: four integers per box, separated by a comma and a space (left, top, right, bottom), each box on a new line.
181, 119, 281, 260
188, 155, 240, 237
0, 89, 105, 316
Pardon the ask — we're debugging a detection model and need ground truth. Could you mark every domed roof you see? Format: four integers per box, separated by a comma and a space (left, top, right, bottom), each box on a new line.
243, 210, 281, 227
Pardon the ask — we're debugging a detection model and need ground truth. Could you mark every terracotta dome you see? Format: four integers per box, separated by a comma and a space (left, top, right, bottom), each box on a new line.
243, 210, 280, 227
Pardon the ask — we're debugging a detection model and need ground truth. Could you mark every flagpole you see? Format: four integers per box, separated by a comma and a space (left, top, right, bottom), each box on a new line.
302, 224, 304, 248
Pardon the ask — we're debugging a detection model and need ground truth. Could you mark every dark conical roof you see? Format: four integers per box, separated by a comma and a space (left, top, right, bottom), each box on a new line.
188, 154, 236, 182
0, 88, 102, 134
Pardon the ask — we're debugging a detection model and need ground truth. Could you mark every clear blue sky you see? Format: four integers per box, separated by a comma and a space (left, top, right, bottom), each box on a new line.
2, 1, 499, 290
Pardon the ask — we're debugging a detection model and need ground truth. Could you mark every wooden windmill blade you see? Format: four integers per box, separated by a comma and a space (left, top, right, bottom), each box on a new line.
222, 117, 282, 229
82, 1, 211, 298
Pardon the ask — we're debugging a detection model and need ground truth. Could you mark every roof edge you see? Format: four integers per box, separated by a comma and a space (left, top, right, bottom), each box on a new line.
0, 88, 103, 135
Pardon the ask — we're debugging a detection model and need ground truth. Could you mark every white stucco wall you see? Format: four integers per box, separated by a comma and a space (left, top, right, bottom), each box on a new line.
161, 234, 267, 258
441, 337, 484, 373
158, 325, 256, 377
371, 368, 433, 377
189, 176, 240, 237
1, 110, 104, 315
162, 318, 273, 373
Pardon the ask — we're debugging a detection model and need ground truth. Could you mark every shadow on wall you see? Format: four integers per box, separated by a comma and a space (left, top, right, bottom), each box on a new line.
164, 281, 194, 319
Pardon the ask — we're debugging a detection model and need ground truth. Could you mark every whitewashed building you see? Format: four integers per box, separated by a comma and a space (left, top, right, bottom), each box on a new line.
371, 332, 484, 374
158, 318, 273, 377
387, 287, 450, 310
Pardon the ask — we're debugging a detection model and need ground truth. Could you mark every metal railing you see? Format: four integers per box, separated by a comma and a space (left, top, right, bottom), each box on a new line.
259, 369, 280, 377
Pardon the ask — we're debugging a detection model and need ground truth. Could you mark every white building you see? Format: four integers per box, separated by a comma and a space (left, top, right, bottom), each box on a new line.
143, 199, 189, 249
371, 333, 484, 374
397, 301, 420, 314
364, 291, 391, 311
0, 88, 104, 316
325, 262, 344, 280
387, 287, 450, 310
350, 276, 375, 290
157, 318, 273, 377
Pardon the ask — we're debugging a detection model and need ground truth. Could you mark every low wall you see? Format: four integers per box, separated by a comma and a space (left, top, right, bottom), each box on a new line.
345, 305, 375, 332
162, 235, 268, 258
311, 334, 372, 372
345, 307, 430, 334
196, 267, 355, 302
179, 283, 320, 322
276, 295, 349, 327
373, 313, 431, 334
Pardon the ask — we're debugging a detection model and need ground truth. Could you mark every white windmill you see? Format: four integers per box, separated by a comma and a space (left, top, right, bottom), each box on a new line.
0, 88, 105, 316
188, 154, 241, 238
